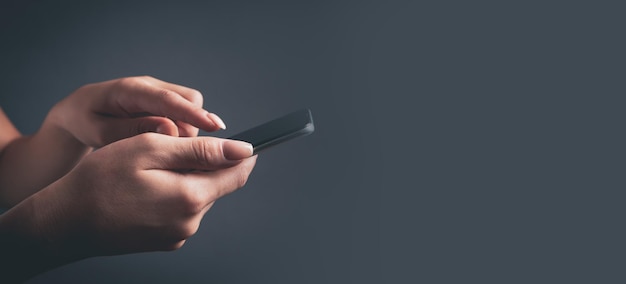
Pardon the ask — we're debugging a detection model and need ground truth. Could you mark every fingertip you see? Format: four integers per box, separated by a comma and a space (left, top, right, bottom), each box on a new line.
174, 120, 200, 137
153, 118, 179, 136
207, 112, 226, 130
223, 140, 253, 161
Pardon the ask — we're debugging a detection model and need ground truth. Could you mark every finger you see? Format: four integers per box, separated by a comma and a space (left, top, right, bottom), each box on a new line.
208, 156, 257, 199
141, 76, 204, 108
170, 240, 187, 251
142, 77, 213, 136
183, 156, 257, 204
148, 136, 253, 171
174, 120, 199, 137
142, 78, 228, 131
144, 76, 226, 131
91, 116, 179, 146
111, 79, 224, 132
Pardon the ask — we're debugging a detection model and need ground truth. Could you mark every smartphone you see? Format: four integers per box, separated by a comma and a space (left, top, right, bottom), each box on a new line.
228, 109, 315, 154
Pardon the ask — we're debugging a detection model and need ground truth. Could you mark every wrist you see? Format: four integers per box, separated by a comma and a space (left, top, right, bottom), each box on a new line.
43, 105, 88, 150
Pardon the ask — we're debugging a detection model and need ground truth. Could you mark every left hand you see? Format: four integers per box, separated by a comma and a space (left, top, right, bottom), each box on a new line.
47, 76, 226, 147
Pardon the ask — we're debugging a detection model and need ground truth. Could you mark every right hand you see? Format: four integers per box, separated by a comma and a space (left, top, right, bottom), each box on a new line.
47, 76, 226, 148
31, 133, 256, 258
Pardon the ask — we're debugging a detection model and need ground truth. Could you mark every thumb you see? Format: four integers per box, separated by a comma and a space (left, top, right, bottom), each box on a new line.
95, 116, 179, 146
149, 136, 253, 171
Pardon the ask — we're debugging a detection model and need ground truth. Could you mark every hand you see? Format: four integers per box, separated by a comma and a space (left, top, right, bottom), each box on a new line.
47, 76, 226, 148
29, 133, 256, 258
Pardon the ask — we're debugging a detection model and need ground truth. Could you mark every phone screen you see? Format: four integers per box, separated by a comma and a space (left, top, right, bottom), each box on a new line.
227, 109, 314, 154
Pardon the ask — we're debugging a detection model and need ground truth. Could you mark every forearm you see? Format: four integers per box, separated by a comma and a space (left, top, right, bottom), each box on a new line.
0, 178, 87, 283
0, 197, 61, 283
0, 114, 90, 207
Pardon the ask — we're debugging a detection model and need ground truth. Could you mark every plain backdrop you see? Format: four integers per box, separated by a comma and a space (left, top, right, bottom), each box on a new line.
0, 0, 624, 283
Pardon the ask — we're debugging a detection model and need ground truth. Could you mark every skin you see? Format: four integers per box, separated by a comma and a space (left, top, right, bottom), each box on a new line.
0, 76, 227, 206
0, 77, 257, 282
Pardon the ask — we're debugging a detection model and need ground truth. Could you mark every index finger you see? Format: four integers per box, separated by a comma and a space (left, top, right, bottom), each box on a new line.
142, 77, 223, 136
141, 76, 204, 107
110, 77, 222, 132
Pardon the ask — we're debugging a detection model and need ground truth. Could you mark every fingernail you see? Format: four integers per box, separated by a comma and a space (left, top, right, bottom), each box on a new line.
207, 112, 226, 130
223, 140, 253, 160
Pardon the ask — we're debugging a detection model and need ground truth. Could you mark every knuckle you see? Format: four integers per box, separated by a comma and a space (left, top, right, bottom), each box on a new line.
116, 76, 137, 87
187, 89, 204, 106
178, 187, 205, 214
157, 89, 178, 101
191, 139, 220, 168
191, 139, 210, 168
156, 89, 180, 113
134, 132, 162, 151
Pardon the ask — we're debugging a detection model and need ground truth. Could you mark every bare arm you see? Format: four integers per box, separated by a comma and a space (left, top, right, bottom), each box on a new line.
0, 134, 255, 282
0, 108, 90, 207
0, 76, 226, 207
0, 77, 255, 282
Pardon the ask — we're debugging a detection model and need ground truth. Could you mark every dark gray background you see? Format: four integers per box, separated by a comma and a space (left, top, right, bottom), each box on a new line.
0, 0, 624, 283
